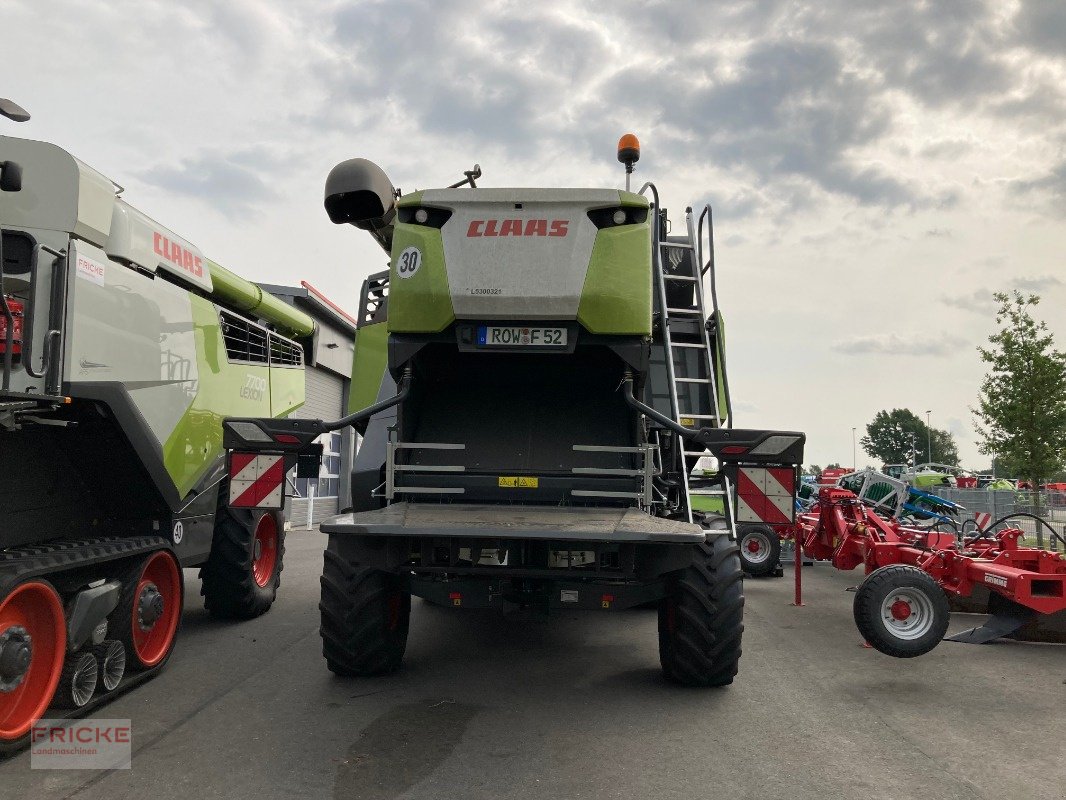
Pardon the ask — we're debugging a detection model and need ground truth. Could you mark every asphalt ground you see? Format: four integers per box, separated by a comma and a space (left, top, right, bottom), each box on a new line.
3, 531, 1065, 800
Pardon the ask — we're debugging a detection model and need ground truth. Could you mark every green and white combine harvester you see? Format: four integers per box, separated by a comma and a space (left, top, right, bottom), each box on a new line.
225, 135, 806, 686
1, 107, 312, 745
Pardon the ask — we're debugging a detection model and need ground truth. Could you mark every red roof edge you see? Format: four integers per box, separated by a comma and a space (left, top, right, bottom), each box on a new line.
300, 280, 359, 327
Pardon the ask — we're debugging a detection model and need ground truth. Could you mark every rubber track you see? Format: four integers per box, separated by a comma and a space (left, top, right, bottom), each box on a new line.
0, 535, 173, 758
0, 536, 170, 597
319, 549, 409, 676
660, 536, 745, 686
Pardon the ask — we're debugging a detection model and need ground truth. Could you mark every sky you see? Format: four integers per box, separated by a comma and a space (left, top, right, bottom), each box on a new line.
4, 0, 1065, 470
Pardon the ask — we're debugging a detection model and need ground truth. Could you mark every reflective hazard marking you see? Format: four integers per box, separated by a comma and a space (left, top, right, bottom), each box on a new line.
735, 467, 795, 525
229, 453, 285, 509
974, 512, 992, 531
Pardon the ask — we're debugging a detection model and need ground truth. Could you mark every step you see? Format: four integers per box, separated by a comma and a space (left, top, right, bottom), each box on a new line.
670, 341, 706, 349
663, 274, 696, 282
666, 308, 701, 315
675, 377, 710, 384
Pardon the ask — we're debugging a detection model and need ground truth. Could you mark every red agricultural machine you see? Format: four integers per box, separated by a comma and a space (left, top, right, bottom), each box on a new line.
789, 487, 1066, 656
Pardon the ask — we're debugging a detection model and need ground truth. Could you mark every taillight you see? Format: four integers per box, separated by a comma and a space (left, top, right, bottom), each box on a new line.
0, 296, 25, 355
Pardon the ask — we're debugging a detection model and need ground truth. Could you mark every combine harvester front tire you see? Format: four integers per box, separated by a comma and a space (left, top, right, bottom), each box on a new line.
658, 536, 745, 687
319, 548, 410, 677
201, 511, 285, 620
853, 565, 950, 657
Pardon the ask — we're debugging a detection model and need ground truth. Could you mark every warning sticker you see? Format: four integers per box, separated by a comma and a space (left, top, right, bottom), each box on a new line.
498, 476, 539, 488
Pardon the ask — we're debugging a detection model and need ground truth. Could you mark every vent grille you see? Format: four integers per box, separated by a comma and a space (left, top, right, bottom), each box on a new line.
220, 310, 302, 367
358, 269, 389, 328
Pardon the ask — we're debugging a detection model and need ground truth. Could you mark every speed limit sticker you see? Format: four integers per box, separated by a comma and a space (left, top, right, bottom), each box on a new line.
396, 246, 422, 279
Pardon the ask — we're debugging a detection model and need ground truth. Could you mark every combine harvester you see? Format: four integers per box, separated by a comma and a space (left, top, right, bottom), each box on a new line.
224, 135, 805, 686
0, 102, 313, 746
792, 486, 1066, 656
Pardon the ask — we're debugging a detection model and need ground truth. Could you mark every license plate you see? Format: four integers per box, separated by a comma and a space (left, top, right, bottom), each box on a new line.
477, 326, 567, 347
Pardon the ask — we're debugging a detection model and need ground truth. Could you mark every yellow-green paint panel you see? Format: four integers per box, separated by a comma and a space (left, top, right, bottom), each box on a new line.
577, 222, 652, 335
162, 297, 305, 497
387, 223, 455, 333
348, 321, 388, 414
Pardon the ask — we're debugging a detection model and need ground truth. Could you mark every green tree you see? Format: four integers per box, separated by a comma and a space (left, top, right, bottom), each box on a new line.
806, 464, 823, 476
974, 291, 1066, 491
860, 408, 960, 465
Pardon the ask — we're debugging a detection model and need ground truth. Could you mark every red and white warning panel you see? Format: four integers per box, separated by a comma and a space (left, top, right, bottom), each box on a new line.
228, 452, 285, 509
974, 512, 992, 531
736, 466, 796, 525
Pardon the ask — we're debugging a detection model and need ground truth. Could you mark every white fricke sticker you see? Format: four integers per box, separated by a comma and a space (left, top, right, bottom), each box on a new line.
396, 246, 422, 279
76, 253, 107, 286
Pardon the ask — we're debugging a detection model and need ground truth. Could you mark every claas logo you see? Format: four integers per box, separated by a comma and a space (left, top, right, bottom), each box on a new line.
466, 219, 569, 238
154, 232, 204, 278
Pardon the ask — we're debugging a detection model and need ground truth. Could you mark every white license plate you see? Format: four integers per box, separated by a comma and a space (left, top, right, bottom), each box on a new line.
477, 326, 567, 347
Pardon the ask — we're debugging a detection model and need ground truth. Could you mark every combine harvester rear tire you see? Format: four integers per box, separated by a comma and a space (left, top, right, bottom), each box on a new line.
201, 511, 284, 620
658, 536, 745, 686
853, 565, 950, 657
737, 524, 780, 577
319, 549, 410, 677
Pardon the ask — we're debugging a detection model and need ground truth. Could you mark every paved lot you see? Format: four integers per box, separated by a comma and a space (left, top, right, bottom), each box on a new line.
3, 531, 1065, 800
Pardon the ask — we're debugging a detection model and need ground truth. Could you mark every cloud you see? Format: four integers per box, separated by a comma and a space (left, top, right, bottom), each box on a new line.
141, 148, 282, 220
941, 289, 998, 314
1008, 160, 1066, 208
832, 332, 970, 357
1012, 274, 1063, 291
1013, 0, 1066, 57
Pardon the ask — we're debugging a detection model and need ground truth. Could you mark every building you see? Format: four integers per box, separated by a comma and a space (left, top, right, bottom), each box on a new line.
262, 281, 358, 527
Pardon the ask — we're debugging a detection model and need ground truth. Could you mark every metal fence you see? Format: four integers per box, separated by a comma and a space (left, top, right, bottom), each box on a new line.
936, 488, 1066, 550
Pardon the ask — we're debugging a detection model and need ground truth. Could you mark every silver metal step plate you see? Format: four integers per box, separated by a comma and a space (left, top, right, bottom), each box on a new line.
321, 503, 706, 543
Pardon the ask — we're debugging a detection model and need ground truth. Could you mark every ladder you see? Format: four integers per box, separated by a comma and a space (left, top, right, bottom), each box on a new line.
652, 204, 728, 522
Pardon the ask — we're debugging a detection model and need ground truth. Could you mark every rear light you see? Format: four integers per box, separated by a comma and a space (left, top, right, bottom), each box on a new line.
398, 206, 452, 228
587, 207, 649, 229
274, 434, 301, 444
0, 295, 25, 355
721, 446, 748, 455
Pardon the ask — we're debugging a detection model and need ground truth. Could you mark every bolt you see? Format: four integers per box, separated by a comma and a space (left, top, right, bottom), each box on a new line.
137, 584, 165, 630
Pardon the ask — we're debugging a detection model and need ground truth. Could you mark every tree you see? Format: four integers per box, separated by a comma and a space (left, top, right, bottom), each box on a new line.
860, 408, 960, 466
806, 464, 822, 476
973, 291, 1066, 491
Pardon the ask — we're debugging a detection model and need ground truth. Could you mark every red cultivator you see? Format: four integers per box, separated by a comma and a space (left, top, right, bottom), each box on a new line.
789, 487, 1066, 657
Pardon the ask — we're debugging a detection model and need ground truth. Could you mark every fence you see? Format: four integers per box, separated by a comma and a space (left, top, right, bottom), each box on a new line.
935, 488, 1066, 550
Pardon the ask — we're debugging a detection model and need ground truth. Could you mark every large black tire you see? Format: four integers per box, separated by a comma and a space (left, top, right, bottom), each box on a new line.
658, 535, 745, 687
737, 524, 781, 577
319, 547, 411, 677
853, 565, 950, 657
200, 510, 284, 620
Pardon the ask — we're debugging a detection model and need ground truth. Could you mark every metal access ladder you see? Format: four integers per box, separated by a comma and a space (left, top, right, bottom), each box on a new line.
651, 204, 731, 521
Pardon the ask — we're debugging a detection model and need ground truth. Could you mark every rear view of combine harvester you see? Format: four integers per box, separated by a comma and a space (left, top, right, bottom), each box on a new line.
0, 100, 313, 746
225, 135, 805, 686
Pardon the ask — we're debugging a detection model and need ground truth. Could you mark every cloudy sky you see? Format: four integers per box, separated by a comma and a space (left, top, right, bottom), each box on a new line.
5, 0, 1065, 469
